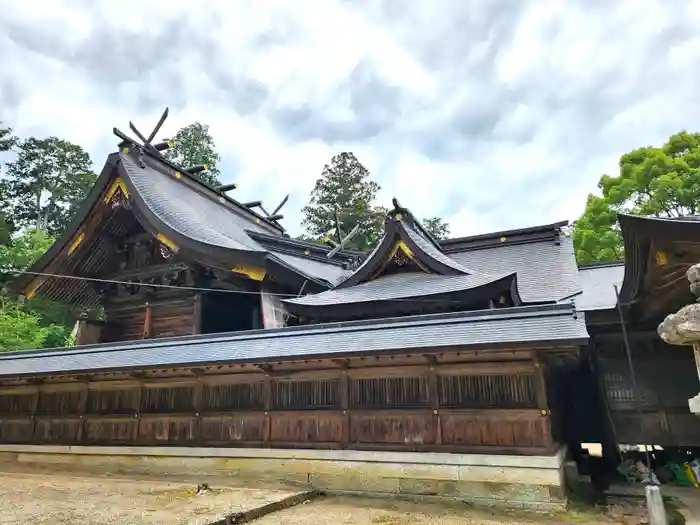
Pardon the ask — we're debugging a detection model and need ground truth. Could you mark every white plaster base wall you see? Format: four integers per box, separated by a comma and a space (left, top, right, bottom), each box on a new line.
0, 445, 568, 511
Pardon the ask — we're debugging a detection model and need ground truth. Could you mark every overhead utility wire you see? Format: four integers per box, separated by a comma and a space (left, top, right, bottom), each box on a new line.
0, 269, 497, 305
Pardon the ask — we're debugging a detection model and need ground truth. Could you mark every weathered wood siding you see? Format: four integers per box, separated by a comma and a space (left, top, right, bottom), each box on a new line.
0, 358, 556, 455
102, 291, 196, 342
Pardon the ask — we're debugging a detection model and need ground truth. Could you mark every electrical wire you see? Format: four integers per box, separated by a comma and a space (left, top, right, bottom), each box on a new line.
0, 268, 505, 305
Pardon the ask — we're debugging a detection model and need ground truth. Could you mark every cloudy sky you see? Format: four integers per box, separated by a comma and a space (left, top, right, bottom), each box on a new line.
1, 0, 699, 238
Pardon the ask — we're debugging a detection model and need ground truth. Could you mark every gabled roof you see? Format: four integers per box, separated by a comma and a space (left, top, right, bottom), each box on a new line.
283, 199, 522, 315
335, 198, 471, 289
0, 303, 588, 378
11, 141, 358, 305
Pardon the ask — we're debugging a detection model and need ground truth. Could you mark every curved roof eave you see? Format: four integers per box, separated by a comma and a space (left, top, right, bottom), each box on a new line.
283, 271, 520, 312
335, 215, 471, 289
10, 153, 122, 294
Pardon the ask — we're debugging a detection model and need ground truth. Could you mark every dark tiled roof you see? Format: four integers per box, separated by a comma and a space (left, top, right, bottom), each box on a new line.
575, 262, 624, 311
403, 223, 471, 273
121, 153, 267, 252
0, 304, 588, 378
446, 237, 581, 303
285, 271, 513, 306
269, 251, 352, 286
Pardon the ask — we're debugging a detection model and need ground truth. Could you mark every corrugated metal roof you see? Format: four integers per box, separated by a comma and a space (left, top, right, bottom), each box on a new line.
285, 271, 513, 306
121, 153, 266, 252
270, 252, 352, 285
447, 237, 581, 303
575, 263, 624, 311
0, 304, 587, 377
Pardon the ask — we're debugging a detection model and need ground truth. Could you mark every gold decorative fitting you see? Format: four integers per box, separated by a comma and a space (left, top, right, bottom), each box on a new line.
231, 266, 266, 281
156, 233, 179, 252
122, 147, 130, 153
167, 141, 174, 148
304, 249, 311, 255
433, 409, 439, 415
655, 251, 668, 266
540, 409, 549, 416
25, 276, 47, 300
68, 232, 86, 256
203, 163, 209, 170
103, 177, 129, 203
389, 240, 414, 260
218, 196, 225, 203
500, 236, 506, 242
174, 171, 182, 179
395, 213, 402, 220
264, 411, 268, 416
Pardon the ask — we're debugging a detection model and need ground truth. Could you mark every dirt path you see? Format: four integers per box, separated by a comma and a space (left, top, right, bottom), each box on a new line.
253, 496, 626, 525
0, 470, 299, 525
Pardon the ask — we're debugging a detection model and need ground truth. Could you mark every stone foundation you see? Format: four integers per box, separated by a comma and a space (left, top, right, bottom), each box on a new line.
0, 445, 567, 511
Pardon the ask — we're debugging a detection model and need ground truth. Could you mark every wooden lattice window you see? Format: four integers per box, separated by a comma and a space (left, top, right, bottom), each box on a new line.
439, 374, 535, 408
0, 394, 35, 415
271, 379, 339, 410
203, 383, 265, 411
141, 386, 195, 413
36, 391, 83, 415
349, 377, 430, 408
86, 389, 137, 414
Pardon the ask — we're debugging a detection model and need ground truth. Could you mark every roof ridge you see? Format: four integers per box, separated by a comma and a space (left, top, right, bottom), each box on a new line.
441, 220, 568, 250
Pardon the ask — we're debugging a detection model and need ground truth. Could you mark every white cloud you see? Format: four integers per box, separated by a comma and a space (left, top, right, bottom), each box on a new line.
1, 0, 699, 239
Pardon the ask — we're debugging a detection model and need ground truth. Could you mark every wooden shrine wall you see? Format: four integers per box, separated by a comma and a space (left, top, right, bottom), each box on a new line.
101, 290, 198, 343
0, 357, 557, 455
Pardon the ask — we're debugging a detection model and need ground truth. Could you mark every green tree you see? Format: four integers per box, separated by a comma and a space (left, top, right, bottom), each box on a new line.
301, 152, 387, 252
164, 122, 222, 186
0, 123, 17, 244
421, 217, 451, 241
0, 122, 16, 152
0, 229, 75, 349
573, 130, 700, 263
0, 296, 62, 352
3, 137, 96, 236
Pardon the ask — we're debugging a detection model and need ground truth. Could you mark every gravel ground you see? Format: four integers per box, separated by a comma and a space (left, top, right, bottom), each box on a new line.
0, 470, 299, 525
0, 466, 637, 525
253, 496, 628, 525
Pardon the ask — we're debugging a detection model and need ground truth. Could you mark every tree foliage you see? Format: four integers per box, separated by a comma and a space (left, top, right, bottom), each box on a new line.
573, 131, 700, 263
301, 152, 387, 252
0, 122, 17, 152
421, 217, 451, 241
0, 229, 73, 351
0, 297, 60, 352
164, 122, 222, 186
3, 137, 96, 236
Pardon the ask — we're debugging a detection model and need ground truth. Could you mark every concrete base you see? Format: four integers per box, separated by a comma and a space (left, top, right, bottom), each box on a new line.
0, 445, 568, 511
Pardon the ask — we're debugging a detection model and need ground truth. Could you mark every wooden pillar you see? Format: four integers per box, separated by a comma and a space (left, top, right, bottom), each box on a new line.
263, 370, 272, 445
534, 357, 553, 451
133, 383, 143, 443
142, 302, 152, 339
340, 365, 350, 448
77, 380, 89, 444
30, 386, 40, 442
192, 294, 202, 335
193, 371, 204, 444
427, 356, 442, 445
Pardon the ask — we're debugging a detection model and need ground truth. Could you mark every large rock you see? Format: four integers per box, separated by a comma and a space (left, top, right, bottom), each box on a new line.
658, 263, 700, 346
658, 303, 700, 345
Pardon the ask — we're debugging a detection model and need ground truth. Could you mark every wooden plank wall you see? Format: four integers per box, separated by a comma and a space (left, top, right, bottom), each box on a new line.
0, 360, 554, 455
